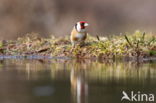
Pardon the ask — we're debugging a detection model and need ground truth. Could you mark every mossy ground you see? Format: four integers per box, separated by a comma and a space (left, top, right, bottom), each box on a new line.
0, 31, 156, 60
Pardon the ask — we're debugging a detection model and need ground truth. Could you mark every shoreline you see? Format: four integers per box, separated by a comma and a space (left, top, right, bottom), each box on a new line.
0, 55, 156, 63
0, 31, 155, 61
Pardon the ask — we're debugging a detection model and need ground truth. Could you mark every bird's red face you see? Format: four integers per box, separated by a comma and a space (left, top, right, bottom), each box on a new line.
75, 21, 89, 32
79, 21, 89, 29
79, 21, 88, 29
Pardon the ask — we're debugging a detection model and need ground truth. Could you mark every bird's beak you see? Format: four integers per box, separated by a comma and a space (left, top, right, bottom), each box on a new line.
84, 23, 89, 26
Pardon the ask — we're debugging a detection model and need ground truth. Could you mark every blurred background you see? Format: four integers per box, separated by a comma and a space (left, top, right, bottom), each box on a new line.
0, 0, 156, 39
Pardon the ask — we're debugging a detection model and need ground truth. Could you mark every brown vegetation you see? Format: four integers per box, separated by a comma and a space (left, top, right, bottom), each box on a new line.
0, 31, 155, 60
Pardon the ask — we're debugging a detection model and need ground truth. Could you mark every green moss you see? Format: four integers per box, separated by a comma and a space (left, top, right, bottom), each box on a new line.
149, 50, 156, 56
0, 41, 3, 48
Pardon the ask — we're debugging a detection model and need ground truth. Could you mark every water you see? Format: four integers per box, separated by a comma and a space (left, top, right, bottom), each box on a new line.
0, 59, 156, 103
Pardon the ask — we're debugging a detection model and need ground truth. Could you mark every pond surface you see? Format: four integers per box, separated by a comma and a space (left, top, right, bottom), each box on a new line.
0, 59, 156, 103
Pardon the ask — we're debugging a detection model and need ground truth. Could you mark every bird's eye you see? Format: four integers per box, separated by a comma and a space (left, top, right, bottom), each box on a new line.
81, 23, 84, 26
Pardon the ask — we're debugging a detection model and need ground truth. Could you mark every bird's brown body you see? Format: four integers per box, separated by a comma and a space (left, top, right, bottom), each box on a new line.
70, 21, 88, 48
70, 28, 87, 47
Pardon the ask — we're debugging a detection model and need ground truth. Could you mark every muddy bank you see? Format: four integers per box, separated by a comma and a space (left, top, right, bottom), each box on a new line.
0, 31, 156, 61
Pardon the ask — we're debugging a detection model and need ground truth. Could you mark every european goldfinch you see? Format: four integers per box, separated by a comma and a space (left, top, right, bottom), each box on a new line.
70, 21, 89, 48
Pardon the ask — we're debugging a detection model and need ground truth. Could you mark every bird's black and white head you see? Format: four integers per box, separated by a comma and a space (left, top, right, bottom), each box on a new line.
75, 21, 89, 32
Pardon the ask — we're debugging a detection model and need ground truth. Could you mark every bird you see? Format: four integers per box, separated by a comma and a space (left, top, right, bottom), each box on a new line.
70, 21, 89, 48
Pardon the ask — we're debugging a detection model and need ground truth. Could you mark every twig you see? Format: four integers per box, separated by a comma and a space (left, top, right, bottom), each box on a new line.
141, 32, 145, 42
148, 36, 155, 46
37, 47, 50, 53
124, 35, 133, 47
96, 35, 100, 41
136, 40, 140, 49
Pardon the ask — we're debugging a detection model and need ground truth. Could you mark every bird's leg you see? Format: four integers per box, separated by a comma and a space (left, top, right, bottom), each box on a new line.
79, 41, 85, 47
70, 42, 75, 52
72, 42, 76, 48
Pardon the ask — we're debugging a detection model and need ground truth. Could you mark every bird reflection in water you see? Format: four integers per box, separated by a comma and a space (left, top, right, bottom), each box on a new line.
70, 68, 88, 103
